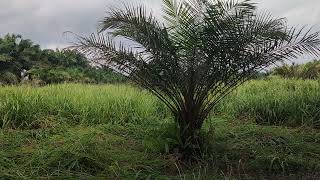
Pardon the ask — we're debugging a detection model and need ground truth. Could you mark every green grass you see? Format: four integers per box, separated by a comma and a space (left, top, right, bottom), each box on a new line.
0, 125, 177, 179
0, 84, 170, 128
218, 77, 320, 128
1, 80, 320, 179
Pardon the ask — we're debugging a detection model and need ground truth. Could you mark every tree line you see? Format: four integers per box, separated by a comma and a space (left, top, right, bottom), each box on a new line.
0, 34, 125, 85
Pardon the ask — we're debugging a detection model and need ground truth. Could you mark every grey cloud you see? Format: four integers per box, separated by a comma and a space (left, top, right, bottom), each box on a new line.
256, 0, 320, 26
0, 0, 319, 62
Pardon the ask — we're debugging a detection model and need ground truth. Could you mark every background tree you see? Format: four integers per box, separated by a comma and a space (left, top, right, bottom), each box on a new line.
0, 34, 42, 75
0, 34, 124, 85
74, 0, 320, 156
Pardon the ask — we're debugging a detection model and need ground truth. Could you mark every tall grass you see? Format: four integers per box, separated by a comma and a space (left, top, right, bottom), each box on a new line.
0, 84, 170, 129
219, 78, 320, 128
1, 78, 320, 129
1, 80, 320, 178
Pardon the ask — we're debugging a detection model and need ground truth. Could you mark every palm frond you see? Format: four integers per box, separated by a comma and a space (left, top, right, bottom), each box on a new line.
100, 4, 173, 54
72, 33, 184, 113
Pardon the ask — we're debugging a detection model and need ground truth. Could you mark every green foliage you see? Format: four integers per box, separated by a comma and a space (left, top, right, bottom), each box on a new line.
0, 34, 42, 79
83, 68, 127, 84
40, 49, 88, 68
0, 72, 19, 85
273, 60, 320, 79
28, 49, 126, 85
0, 34, 125, 85
30, 67, 95, 84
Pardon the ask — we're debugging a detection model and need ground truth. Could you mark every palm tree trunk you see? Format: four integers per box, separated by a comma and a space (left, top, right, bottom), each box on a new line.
176, 99, 205, 155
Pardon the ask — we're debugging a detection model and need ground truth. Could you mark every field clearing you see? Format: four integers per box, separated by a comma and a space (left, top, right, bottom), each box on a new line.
1, 79, 320, 179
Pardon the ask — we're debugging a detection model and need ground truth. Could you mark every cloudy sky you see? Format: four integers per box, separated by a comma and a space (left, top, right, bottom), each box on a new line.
1, 0, 320, 62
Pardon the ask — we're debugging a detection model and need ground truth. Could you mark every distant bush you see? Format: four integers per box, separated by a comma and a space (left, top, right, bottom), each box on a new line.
0, 72, 19, 85
28, 48, 127, 85
83, 68, 127, 84
273, 60, 320, 79
29, 67, 126, 84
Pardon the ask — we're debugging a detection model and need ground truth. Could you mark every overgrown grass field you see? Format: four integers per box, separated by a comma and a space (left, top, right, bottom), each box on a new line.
1, 79, 320, 179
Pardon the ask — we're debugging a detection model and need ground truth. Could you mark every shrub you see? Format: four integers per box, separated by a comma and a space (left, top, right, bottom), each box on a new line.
0, 72, 19, 85
273, 60, 320, 79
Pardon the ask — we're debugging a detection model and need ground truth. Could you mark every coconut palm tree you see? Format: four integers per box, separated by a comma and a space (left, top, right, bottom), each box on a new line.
74, 0, 320, 156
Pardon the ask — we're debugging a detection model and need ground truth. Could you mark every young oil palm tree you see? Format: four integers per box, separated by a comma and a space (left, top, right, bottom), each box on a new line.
73, 0, 320, 156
